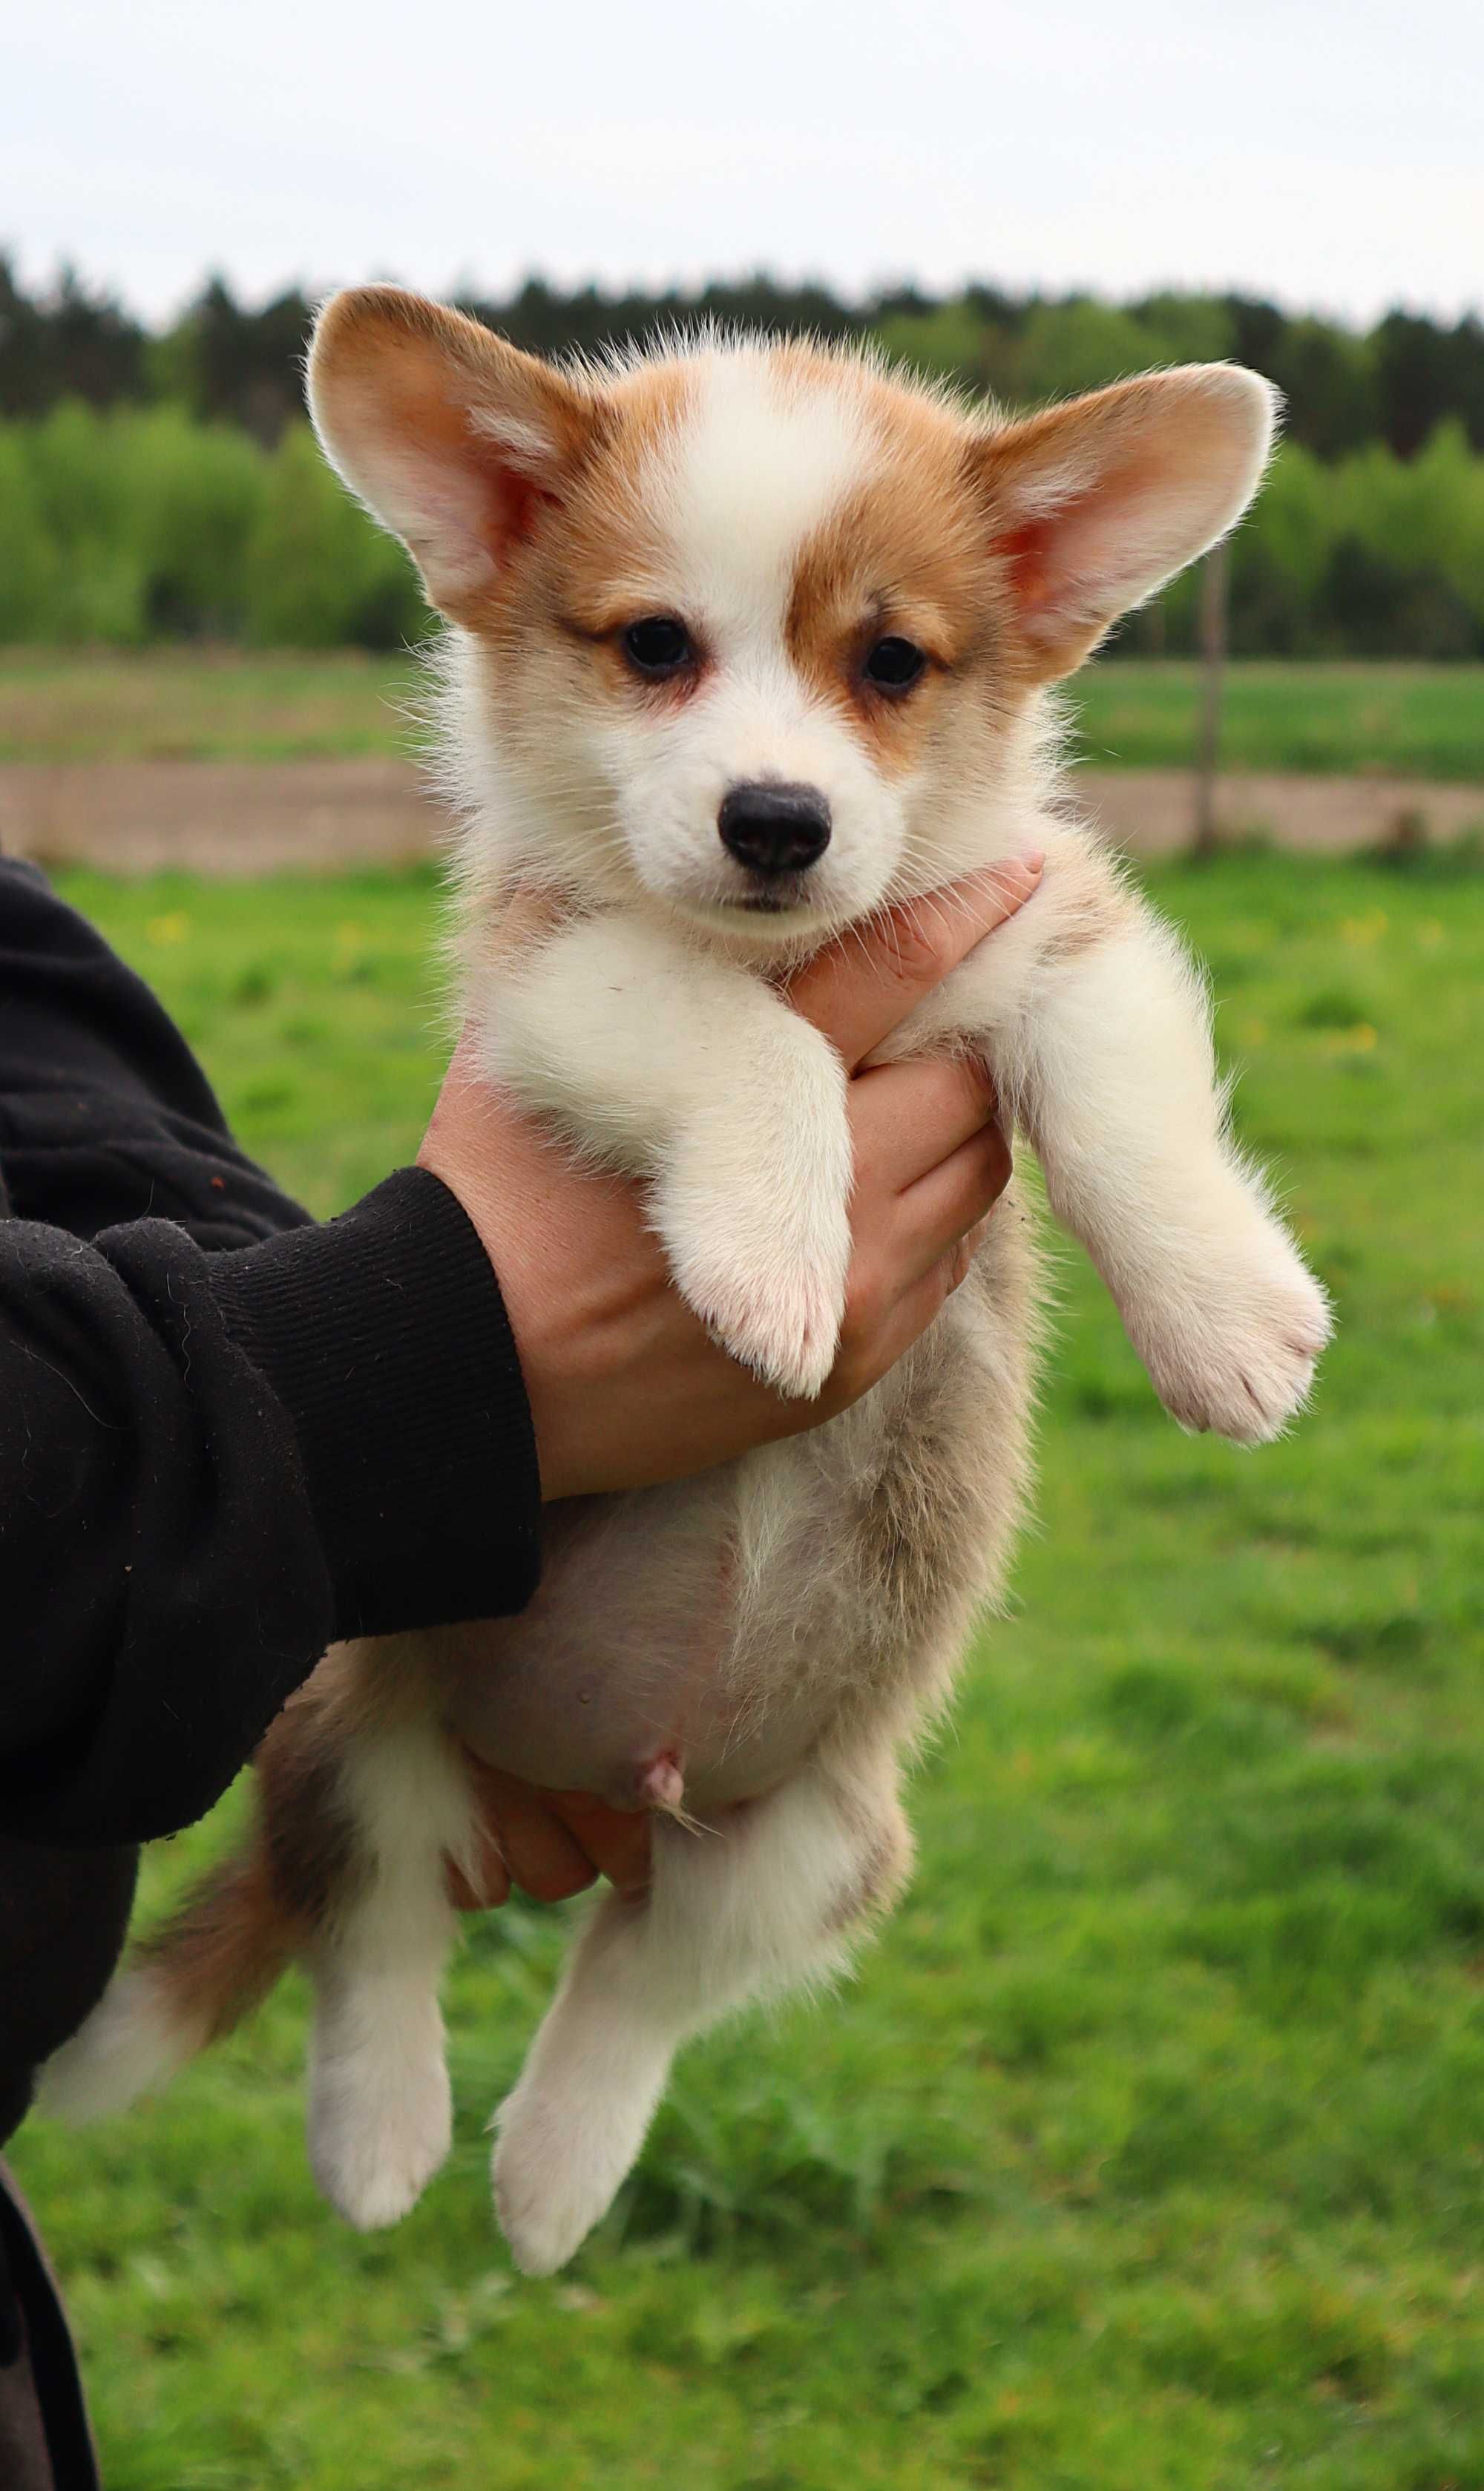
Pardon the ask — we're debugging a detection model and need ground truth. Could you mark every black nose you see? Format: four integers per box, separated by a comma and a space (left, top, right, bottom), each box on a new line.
718, 781, 832, 876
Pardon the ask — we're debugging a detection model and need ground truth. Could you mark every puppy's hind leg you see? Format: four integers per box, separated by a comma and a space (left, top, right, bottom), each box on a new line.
304, 1699, 479, 2233
492, 1750, 910, 2276
44, 1635, 476, 2241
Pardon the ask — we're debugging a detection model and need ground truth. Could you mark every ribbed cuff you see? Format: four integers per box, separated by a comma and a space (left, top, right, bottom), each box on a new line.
209, 1166, 541, 1638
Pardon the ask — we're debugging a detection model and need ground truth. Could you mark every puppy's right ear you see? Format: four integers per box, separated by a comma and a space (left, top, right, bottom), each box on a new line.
307, 287, 600, 622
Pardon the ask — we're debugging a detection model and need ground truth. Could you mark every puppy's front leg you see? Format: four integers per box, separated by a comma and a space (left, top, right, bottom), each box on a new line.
476, 916, 853, 1398
884, 844, 1330, 1443
1021, 907, 1330, 1440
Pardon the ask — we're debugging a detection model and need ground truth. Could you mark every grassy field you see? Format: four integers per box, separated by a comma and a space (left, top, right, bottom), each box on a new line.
1071, 661, 1484, 782
11, 850, 1484, 2490
0, 649, 424, 764
1, 649, 1482, 779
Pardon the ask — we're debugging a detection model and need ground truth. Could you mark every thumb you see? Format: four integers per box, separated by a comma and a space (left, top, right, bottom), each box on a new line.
783, 854, 1043, 1069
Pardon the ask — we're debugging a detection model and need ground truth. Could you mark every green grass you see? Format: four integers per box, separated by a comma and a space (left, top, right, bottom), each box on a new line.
1068, 660, 1484, 782
0, 648, 421, 762
1, 649, 1483, 779
11, 851, 1484, 2490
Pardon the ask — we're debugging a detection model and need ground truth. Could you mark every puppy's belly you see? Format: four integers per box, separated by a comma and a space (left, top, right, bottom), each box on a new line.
439, 1465, 843, 1814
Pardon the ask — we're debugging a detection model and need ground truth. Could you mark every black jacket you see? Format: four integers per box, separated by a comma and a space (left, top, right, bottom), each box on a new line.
0, 859, 544, 2478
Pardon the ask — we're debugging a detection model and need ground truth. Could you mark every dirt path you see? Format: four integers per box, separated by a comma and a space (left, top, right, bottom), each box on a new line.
1, 758, 1480, 875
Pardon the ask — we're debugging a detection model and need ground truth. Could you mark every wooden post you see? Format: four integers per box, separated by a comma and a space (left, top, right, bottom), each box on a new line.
1194, 541, 1228, 857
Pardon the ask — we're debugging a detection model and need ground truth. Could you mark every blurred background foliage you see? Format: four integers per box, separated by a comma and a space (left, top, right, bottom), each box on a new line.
3, 256, 1484, 656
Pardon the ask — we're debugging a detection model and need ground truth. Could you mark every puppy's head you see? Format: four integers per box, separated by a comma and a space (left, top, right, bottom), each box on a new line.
309, 290, 1276, 946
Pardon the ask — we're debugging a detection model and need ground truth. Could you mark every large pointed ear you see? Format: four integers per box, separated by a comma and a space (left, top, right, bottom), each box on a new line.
306, 286, 601, 622
973, 365, 1279, 682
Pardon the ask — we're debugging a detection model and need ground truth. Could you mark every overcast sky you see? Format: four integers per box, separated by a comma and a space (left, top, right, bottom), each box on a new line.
6, 0, 1481, 326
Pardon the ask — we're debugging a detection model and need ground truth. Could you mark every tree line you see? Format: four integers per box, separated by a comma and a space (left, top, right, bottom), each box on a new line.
1, 258, 1483, 656
4, 257, 1483, 462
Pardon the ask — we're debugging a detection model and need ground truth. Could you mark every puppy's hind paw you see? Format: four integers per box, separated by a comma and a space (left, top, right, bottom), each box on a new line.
308, 2029, 453, 2231
493, 2142, 606, 2280
492, 2072, 661, 2276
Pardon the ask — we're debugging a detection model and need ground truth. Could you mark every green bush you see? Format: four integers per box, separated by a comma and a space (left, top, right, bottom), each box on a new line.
241, 424, 424, 650
0, 402, 270, 643
1124, 430, 1484, 660
128, 405, 266, 634
1, 392, 1481, 654
15, 401, 150, 640
0, 429, 60, 638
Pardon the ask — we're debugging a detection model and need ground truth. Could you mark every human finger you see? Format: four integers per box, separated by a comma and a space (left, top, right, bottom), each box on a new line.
842, 1217, 993, 1390
539, 1790, 652, 1900
828, 1254, 962, 1414
848, 1051, 1002, 1195
893, 1121, 1014, 1284
447, 1771, 514, 1908
458, 1762, 600, 1906
783, 855, 1043, 1070
447, 1837, 511, 1911
496, 1782, 600, 1903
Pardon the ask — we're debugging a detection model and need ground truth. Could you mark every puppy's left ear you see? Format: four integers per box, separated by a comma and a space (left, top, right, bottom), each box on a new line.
307, 286, 601, 622
973, 365, 1279, 682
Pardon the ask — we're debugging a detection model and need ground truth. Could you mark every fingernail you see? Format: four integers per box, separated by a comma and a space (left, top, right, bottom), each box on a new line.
972, 851, 1043, 898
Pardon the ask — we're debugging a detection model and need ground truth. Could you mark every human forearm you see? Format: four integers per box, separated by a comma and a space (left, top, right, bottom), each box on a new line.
0, 1170, 540, 1845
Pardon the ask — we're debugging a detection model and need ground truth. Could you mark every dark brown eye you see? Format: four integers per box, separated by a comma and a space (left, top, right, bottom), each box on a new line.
863, 636, 928, 693
623, 617, 693, 677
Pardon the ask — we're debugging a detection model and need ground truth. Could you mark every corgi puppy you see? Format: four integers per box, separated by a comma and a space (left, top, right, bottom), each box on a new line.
45, 290, 1330, 2275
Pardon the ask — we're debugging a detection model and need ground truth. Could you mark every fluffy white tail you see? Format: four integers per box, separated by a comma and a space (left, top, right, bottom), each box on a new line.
39, 1851, 299, 2123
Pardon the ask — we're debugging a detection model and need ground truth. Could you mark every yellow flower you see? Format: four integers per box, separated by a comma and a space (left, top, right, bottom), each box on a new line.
145, 912, 191, 945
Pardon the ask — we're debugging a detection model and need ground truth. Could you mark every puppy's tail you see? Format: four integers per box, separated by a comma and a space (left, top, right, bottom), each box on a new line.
39, 1846, 300, 2124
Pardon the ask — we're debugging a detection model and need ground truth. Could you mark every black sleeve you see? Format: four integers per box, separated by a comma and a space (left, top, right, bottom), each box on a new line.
0, 864, 541, 1849
0, 857, 318, 1255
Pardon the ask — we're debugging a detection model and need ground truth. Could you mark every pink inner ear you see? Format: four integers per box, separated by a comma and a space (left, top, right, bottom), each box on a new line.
995, 518, 1057, 620
991, 456, 1154, 652
489, 468, 564, 562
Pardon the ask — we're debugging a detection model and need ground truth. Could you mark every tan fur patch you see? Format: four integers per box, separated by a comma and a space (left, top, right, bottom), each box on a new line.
1037, 873, 1135, 964
257, 1684, 369, 1934
140, 1840, 307, 2047
134, 1652, 379, 2045
309, 288, 602, 621
470, 361, 696, 688
780, 362, 1017, 774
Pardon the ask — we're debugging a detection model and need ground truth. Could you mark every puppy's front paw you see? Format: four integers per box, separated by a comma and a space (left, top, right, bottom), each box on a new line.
655, 1146, 853, 1400
1126, 1230, 1332, 1447
676, 1227, 849, 1399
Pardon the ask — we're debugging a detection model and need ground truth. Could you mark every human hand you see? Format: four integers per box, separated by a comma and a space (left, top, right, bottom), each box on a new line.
446, 1757, 651, 1908
417, 855, 1043, 1498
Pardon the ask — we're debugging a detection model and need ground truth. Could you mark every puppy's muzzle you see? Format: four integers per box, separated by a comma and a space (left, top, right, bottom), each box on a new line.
718, 782, 832, 879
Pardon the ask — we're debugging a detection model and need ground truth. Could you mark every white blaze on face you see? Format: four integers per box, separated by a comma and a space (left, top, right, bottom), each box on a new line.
614, 352, 904, 936
652, 351, 869, 648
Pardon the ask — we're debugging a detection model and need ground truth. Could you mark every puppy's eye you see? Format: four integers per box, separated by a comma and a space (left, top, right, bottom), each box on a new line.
863, 636, 928, 694
623, 617, 693, 678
